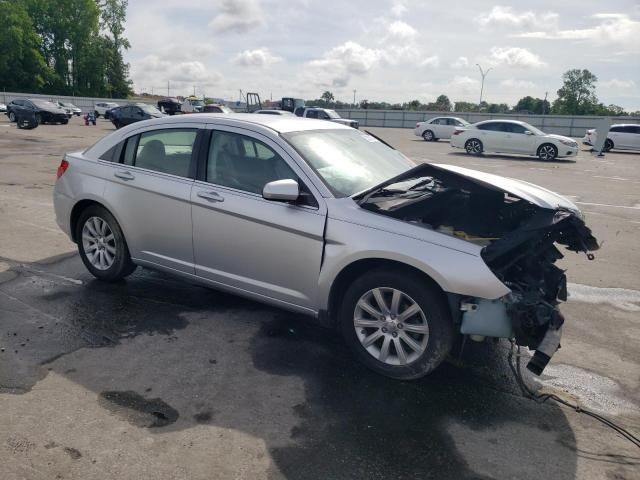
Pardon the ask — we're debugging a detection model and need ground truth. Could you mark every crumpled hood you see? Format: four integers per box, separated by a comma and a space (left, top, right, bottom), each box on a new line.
431, 164, 580, 213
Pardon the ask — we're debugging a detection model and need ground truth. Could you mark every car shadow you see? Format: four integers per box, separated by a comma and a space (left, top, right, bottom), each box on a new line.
0, 254, 579, 479
447, 151, 578, 164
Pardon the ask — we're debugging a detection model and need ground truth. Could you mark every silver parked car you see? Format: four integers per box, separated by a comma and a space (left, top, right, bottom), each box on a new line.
54, 114, 598, 379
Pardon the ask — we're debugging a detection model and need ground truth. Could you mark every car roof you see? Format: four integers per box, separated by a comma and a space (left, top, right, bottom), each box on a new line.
475, 119, 527, 126
127, 113, 351, 133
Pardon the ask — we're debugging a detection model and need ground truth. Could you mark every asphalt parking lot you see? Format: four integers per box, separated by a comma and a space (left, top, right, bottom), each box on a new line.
1, 116, 639, 480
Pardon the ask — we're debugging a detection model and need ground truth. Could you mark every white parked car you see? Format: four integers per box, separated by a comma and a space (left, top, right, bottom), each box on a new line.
0, 103, 7, 113
451, 120, 578, 161
415, 117, 470, 141
255, 109, 295, 116
57, 101, 82, 116
94, 102, 119, 118
583, 124, 640, 152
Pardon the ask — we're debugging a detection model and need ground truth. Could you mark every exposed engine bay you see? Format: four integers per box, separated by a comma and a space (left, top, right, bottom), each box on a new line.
356, 163, 599, 375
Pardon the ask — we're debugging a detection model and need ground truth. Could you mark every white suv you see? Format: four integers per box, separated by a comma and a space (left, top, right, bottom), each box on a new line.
94, 102, 119, 118
583, 124, 640, 152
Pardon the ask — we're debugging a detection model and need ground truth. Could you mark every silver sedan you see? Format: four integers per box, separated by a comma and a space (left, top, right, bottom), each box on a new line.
53, 114, 598, 379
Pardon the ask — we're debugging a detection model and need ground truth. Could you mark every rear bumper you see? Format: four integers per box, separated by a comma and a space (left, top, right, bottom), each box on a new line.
53, 189, 73, 240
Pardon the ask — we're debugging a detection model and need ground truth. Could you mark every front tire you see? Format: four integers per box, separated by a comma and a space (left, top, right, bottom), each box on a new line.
538, 143, 558, 161
603, 139, 614, 152
339, 269, 453, 380
8, 111, 16, 122
422, 130, 435, 142
94, 111, 100, 118
76, 205, 136, 282
35, 113, 42, 125
465, 138, 483, 155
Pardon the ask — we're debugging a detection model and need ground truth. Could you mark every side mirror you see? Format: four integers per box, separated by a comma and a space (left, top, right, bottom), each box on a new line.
263, 179, 299, 202
525, 130, 534, 135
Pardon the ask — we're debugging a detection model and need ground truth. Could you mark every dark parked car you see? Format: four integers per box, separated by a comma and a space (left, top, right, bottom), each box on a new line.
157, 98, 182, 115
110, 103, 165, 129
5, 99, 69, 124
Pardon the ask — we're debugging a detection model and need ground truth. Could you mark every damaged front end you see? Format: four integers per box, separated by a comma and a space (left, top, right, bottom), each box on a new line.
356, 163, 599, 375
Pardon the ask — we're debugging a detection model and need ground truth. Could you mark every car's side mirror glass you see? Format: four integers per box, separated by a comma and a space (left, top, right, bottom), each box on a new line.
525, 130, 534, 135
262, 179, 299, 202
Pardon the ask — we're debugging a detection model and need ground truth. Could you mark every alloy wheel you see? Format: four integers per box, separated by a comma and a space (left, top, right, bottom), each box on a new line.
539, 144, 557, 161
423, 130, 434, 141
81, 216, 116, 271
466, 139, 482, 154
353, 287, 429, 366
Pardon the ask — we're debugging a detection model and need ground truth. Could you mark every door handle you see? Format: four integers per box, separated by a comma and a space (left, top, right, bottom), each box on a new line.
114, 170, 135, 181
197, 190, 224, 202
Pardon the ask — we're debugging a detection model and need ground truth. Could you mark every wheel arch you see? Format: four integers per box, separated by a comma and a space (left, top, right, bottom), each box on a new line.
69, 198, 128, 244
325, 258, 450, 328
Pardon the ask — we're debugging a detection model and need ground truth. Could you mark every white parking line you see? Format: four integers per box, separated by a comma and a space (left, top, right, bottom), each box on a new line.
592, 175, 628, 181
575, 201, 640, 211
568, 283, 640, 312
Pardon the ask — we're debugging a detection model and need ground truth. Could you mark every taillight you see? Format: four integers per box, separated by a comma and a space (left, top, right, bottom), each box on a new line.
453, 129, 463, 135
57, 159, 69, 179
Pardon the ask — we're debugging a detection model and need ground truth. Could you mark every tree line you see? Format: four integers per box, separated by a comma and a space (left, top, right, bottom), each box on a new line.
312, 70, 638, 116
0, 0, 132, 98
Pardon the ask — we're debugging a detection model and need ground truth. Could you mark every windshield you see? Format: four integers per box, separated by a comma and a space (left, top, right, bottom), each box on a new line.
521, 122, 545, 135
282, 129, 414, 197
325, 109, 340, 119
32, 100, 59, 109
139, 104, 163, 115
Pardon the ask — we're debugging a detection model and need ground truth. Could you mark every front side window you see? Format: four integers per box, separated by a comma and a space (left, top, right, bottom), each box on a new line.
121, 129, 197, 177
283, 129, 414, 197
477, 122, 501, 131
206, 131, 298, 195
306, 110, 319, 119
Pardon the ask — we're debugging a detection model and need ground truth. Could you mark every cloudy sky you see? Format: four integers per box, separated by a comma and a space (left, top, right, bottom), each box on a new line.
123, 0, 640, 110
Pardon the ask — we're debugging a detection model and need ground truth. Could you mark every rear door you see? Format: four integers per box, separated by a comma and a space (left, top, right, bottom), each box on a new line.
608, 126, 623, 148
191, 126, 326, 311
103, 125, 203, 273
476, 122, 504, 151
618, 126, 638, 149
629, 126, 640, 150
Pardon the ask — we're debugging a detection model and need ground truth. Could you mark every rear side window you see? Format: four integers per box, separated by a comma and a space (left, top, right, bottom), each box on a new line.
121, 129, 197, 178
477, 122, 501, 131
100, 144, 119, 162
610, 126, 622, 133
306, 110, 318, 119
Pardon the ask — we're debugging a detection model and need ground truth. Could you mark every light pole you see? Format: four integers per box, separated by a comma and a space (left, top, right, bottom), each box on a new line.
353, 89, 356, 108
476, 64, 493, 108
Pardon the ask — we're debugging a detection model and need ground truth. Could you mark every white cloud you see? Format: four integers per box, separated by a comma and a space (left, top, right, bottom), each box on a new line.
480, 5, 558, 30
208, 0, 263, 33
232, 48, 282, 67
500, 78, 537, 89
452, 75, 479, 93
386, 20, 417, 41
391, 1, 407, 17
599, 79, 636, 89
420, 56, 440, 69
302, 41, 383, 88
451, 56, 469, 68
488, 47, 547, 68
515, 13, 640, 52
131, 55, 222, 92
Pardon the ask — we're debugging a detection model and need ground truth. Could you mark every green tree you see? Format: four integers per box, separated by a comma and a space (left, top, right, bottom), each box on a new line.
98, 0, 133, 97
514, 96, 550, 114
0, 0, 50, 91
454, 101, 478, 112
552, 69, 598, 115
320, 91, 335, 104
433, 94, 452, 111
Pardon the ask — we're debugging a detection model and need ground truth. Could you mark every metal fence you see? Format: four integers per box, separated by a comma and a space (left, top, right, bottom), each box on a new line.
0, 91, 155, 113
335, 109, 640, 137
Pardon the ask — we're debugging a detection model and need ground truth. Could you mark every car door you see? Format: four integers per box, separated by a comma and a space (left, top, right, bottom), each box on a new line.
102, 125, 202, 274
629, 126, 640, 150
617, 126, 637, 149
608, 126, 623, 149
191, 126, 326, 311
475, 122, 504, 151
501, 122, 534, 153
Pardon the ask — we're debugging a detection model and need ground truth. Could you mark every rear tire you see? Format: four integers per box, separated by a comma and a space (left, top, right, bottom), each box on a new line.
603, 139, 614, 152
465, 138, 483, 155
76, 205, 136, 282
422, 130, 435, 142
61, 118, 68, 125
35, 113, 42, 125
537, 143, 558, 161
339, 269, 453, 380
